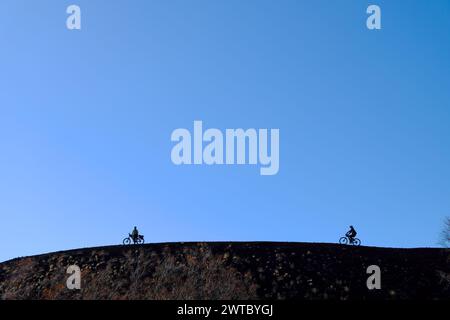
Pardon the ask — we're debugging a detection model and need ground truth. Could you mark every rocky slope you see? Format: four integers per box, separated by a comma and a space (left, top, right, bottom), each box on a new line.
0, 242, 448, 300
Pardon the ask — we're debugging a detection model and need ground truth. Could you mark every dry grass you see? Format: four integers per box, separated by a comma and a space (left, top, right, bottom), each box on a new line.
142, 245, 258, 300
76, 244, 258, 300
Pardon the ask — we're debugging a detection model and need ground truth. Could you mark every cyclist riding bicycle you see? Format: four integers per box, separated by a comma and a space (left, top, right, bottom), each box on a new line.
131, 226, 140, 244
346, 225, 357, 243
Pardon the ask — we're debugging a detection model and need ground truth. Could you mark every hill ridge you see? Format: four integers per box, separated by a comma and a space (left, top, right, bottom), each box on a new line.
1, 242, 448, 300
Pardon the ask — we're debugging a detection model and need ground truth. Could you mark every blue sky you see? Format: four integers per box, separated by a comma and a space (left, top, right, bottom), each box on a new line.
1, 0, 449, 262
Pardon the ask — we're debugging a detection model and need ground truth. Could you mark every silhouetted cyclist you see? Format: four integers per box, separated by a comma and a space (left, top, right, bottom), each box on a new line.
131, 226, 139, 244
346, 225, 357, 243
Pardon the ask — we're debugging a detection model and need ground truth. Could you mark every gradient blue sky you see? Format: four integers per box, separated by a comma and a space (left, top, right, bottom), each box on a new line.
1, 1, 449, 262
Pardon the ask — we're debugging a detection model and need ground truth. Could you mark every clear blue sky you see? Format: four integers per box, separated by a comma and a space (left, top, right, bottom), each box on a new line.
1, 1, 449, 262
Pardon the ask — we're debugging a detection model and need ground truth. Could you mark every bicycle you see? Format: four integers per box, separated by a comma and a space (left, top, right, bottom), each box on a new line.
339, 235, 361, 246
123, 233, 145, 245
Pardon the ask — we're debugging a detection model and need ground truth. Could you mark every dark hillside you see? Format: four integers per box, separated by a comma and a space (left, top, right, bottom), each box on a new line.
0, 242, 448, 300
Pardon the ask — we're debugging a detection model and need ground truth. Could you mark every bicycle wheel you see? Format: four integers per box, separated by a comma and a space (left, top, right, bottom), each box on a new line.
137, 237, 144, 244
123, 237, 131, 245
353, 238, 361, 246
339, 237, 348, 245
